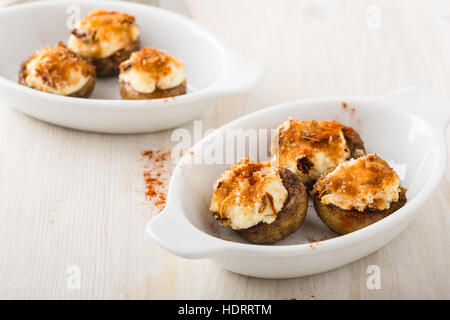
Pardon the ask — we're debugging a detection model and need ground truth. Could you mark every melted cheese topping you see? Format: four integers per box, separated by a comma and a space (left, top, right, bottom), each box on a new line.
271, 119, 354, 184
119, 47, 185, 93
209, 159, 288, 230
23, 43, 93, 95
68, 9, 139, 58
312, 154, 401, 211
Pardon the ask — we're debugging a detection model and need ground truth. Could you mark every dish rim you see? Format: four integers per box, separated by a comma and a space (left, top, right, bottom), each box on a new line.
0, 0, 234, 111
149, 88, 449, 258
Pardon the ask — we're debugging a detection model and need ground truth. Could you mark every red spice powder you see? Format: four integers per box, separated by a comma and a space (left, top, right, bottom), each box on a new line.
141, 149, 172, 212
307, 234, 334, 243
342, 102, 356, 115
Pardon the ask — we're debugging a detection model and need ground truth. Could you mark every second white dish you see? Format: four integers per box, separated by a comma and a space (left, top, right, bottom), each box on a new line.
0, 0, 264, 133
148, 88, 449, 278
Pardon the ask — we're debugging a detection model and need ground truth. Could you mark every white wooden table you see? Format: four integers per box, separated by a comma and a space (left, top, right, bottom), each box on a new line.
0, 0, 449, 299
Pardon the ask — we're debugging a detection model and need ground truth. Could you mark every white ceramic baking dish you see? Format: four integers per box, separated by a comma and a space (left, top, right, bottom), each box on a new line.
147, 88, 450, 279
0, 0, 264, 133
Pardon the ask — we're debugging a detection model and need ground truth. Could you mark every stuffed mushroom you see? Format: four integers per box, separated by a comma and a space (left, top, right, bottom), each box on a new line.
311, 154, 407, 235
119, 47, 186, 100
68, 9, 140, 77
209, 158, 308, 244
271, 119, 366, 187
19, 42, 96, 98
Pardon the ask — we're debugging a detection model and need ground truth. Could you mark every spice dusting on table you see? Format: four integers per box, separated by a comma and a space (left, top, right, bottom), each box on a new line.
141, 149, 173, 213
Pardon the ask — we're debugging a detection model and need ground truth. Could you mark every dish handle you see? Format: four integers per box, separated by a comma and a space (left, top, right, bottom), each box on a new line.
147, 206, 226, 259
381, 87, 450, 133
209, 51, 265, 96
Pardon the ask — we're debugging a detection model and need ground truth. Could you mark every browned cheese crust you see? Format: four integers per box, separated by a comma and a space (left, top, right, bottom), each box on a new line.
271, 120, 366, 189
312, 187, 407, 235
236, 168, 308, 244
69, 10, 140, 77
18, 42, 96, 98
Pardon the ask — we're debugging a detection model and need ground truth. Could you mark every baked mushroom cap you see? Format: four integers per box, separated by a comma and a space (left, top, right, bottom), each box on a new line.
120, 80, 186, 100
119, 47, 186, 100
311, 154, 407, 235
19, 42, 96, 98
342, 126, 366, 159
236, 168, 308, 244
68, 9, 140, 77
271, 119, 365, 187
66, 75, 96, 98
209, 158, 308, 244
90, 39, 140, 77
312, 188, 407, 235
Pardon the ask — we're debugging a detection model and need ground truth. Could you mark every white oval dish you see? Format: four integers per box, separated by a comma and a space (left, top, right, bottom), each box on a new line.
147, 88, 450, 279
0, 0, 264, 133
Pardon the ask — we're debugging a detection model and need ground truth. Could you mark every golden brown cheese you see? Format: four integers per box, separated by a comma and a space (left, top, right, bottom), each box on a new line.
312, 154, 401, 211
209, 159, 288, 230
119, 47, 185, 93
271, 119, 354, 184
21, 42, 94, 95
68, 9, 139, 58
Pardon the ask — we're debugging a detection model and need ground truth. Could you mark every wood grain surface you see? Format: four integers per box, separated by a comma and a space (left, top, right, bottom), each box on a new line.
0, 0, 449, 299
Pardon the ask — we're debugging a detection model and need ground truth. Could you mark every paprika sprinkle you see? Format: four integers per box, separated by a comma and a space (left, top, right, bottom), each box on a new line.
141, 149, 172, 212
